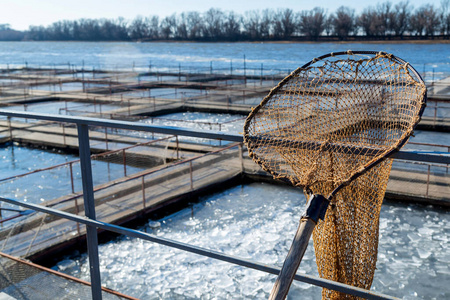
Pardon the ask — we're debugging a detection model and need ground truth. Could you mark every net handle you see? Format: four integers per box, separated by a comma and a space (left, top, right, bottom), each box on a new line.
269, 194, 329, 299
269, 218, 316, 300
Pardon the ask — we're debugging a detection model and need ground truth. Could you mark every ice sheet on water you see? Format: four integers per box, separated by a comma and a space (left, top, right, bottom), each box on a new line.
417, 248, 432, 259
55, 259, 78, 272
148, 221, 161, 229
54, 183, 449, 299
418, 226, 435, 237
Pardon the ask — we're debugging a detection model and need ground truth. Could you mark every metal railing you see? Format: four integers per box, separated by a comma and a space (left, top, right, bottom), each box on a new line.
0, 110, 448, 299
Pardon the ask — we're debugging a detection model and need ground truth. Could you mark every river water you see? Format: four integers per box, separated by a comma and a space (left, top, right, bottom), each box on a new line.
0, 41, 449, 81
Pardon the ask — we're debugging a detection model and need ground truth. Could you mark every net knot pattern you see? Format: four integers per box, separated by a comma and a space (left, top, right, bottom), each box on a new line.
243, 51, 426, 298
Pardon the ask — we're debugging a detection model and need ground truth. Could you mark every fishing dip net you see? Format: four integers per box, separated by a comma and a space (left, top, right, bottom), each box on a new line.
243, 51, 427, 299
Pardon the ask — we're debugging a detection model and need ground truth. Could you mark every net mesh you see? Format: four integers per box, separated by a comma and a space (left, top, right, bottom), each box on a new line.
243, 51, 426, 298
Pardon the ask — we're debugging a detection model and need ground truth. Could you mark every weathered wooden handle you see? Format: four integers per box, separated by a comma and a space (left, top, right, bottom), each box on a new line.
268, 218, 317, 300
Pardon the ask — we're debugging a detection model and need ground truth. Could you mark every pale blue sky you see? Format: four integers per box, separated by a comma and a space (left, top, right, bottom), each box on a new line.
0, 0, 445, 31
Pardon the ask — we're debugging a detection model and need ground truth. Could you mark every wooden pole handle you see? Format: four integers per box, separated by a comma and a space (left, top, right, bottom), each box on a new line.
269, 218, 317, 300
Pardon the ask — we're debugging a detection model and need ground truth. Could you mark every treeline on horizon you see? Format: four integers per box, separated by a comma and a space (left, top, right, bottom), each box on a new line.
1, 1, 450, 42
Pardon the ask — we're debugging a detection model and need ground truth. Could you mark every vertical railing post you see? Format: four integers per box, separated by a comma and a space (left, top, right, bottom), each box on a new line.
62, 124, 66, 146
142, 176, 146, 209
104, 127, 108, 150
260, 63, 263, 86
426, 164, 430, 197
447, 147, 449, 174
434, 102, 437, 124
7, 116, 12, 141
176, 135, 179, 160
75, 196, 81, 236
189, 161, 193, 190
123, 149, 127, 177
77, 123, 102, 300
69, 162, 75, 193
243, 54, 246, 85
239, 143, 244, 173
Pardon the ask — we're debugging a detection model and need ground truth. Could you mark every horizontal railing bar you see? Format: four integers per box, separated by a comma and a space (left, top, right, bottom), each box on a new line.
394, 151, 449, 164
408, 141, 450, 148
0, 196, 399, 300
0, 110, 447, 164
0, 135, 176, 183
0, 110, 243, 142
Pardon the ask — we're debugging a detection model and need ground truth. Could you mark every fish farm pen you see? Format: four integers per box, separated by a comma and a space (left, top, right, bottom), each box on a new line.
0, 63, 448, 299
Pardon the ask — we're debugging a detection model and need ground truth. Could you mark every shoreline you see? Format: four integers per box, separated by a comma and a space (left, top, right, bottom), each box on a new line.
3, 39, 450, 45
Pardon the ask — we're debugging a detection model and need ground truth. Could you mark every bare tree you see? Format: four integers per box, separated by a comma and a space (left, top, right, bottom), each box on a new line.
175, 13, 188, 40
0, 24, 11, 31
440, 0, 450, 34
331, 6, 356, 39
389, 1, 412, 36
298, 7, 326, 40
203, 8, 225, 40
147, 16, 160, 39
411, 4, 440, 36
129, 16, 149, 40
423, 4, 441, 35
376, 1, 393, 35
160, 14, 176, 39
260, 9, 273, 39
223, 11, 242, 40
273, 8, 297, 39
243, 10, 263, 39
323, 15, 334, 36
358, 7, 378, 36
186, 12, 203, 40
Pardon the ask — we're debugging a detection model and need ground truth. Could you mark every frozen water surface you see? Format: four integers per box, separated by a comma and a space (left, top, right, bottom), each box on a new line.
55, 183, 449, 299
136, 112, 245, 145
143, 112, 245, 134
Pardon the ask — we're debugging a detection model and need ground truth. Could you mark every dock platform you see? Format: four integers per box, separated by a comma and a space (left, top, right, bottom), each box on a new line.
0, 66, 448, 265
